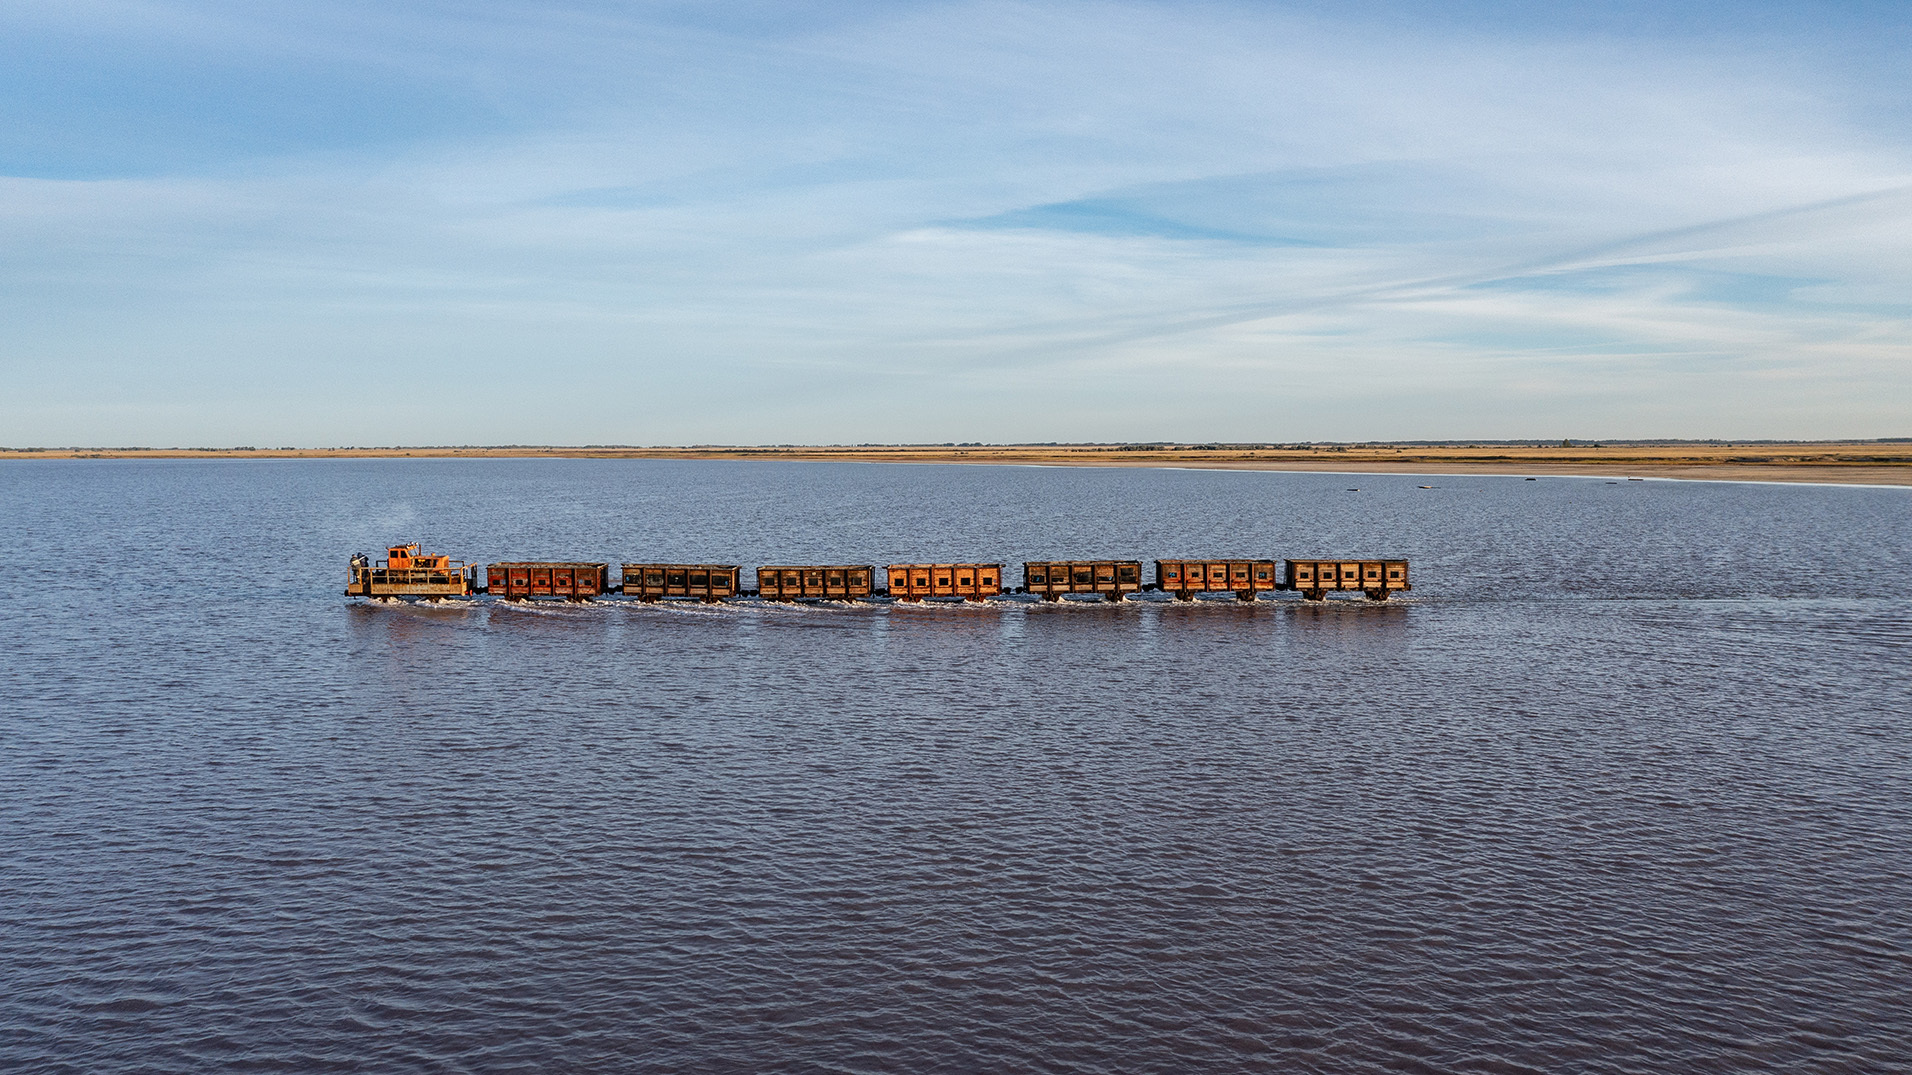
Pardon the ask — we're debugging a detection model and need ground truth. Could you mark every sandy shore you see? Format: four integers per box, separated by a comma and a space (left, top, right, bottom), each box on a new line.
6, 443, 1910, 485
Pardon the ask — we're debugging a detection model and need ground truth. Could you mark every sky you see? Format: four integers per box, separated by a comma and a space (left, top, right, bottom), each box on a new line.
2, 0, 1910, 446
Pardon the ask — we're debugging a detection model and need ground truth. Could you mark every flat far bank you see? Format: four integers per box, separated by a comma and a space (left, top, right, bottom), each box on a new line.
5, 443, 1910, 486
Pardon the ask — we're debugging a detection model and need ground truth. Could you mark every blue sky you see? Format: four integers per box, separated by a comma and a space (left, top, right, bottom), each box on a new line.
3, 0, 1909, 445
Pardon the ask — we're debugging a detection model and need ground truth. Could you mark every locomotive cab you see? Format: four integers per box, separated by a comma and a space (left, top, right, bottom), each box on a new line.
385, 544, 450, 571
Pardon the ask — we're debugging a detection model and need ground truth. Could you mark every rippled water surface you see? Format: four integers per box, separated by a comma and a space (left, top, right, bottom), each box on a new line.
3, 459, 1910, 1073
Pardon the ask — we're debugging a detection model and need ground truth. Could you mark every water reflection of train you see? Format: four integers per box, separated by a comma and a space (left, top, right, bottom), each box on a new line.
347, 545, 1409, 604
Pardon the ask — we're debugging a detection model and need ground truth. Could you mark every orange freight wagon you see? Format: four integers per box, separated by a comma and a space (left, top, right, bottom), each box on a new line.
1284, 559, 1410, 601
885, 563, 1002, 602
757, 565, 876, 601
486, 562, 610, 601
346, 544, 476, 598
1023, 560, 1141, 601
1154, 559, 1280, 601
622, 563, 740, 603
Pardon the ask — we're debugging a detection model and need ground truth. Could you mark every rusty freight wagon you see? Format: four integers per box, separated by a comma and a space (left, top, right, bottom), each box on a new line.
1154, 559, 1280, 600
1285, 559, 1410, 601
486, 562, 609, 601
885, 564, 1002, 602
757, 565, 876, 601
1023, 561, 1142, 601
346, 544, 476, 599
621, 564, 740, 603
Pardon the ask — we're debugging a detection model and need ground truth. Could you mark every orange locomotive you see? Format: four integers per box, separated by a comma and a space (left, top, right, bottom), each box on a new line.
346, 544, 477, 598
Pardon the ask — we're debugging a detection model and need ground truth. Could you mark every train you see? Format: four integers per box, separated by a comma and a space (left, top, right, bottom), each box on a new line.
348, 545, 1410, 603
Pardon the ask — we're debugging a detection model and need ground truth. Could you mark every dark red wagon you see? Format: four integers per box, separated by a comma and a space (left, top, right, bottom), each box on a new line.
486, 562, 610, 600
1284, 559, 1410, 601
885, 563, 1002, 602
622, 564, 740, 603
1154, 559, 1280, 600
757, 565, 876, 601
1023, 560, 1142, 601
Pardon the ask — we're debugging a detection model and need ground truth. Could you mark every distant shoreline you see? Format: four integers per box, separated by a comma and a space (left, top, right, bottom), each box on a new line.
5, 443, 1910, 486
